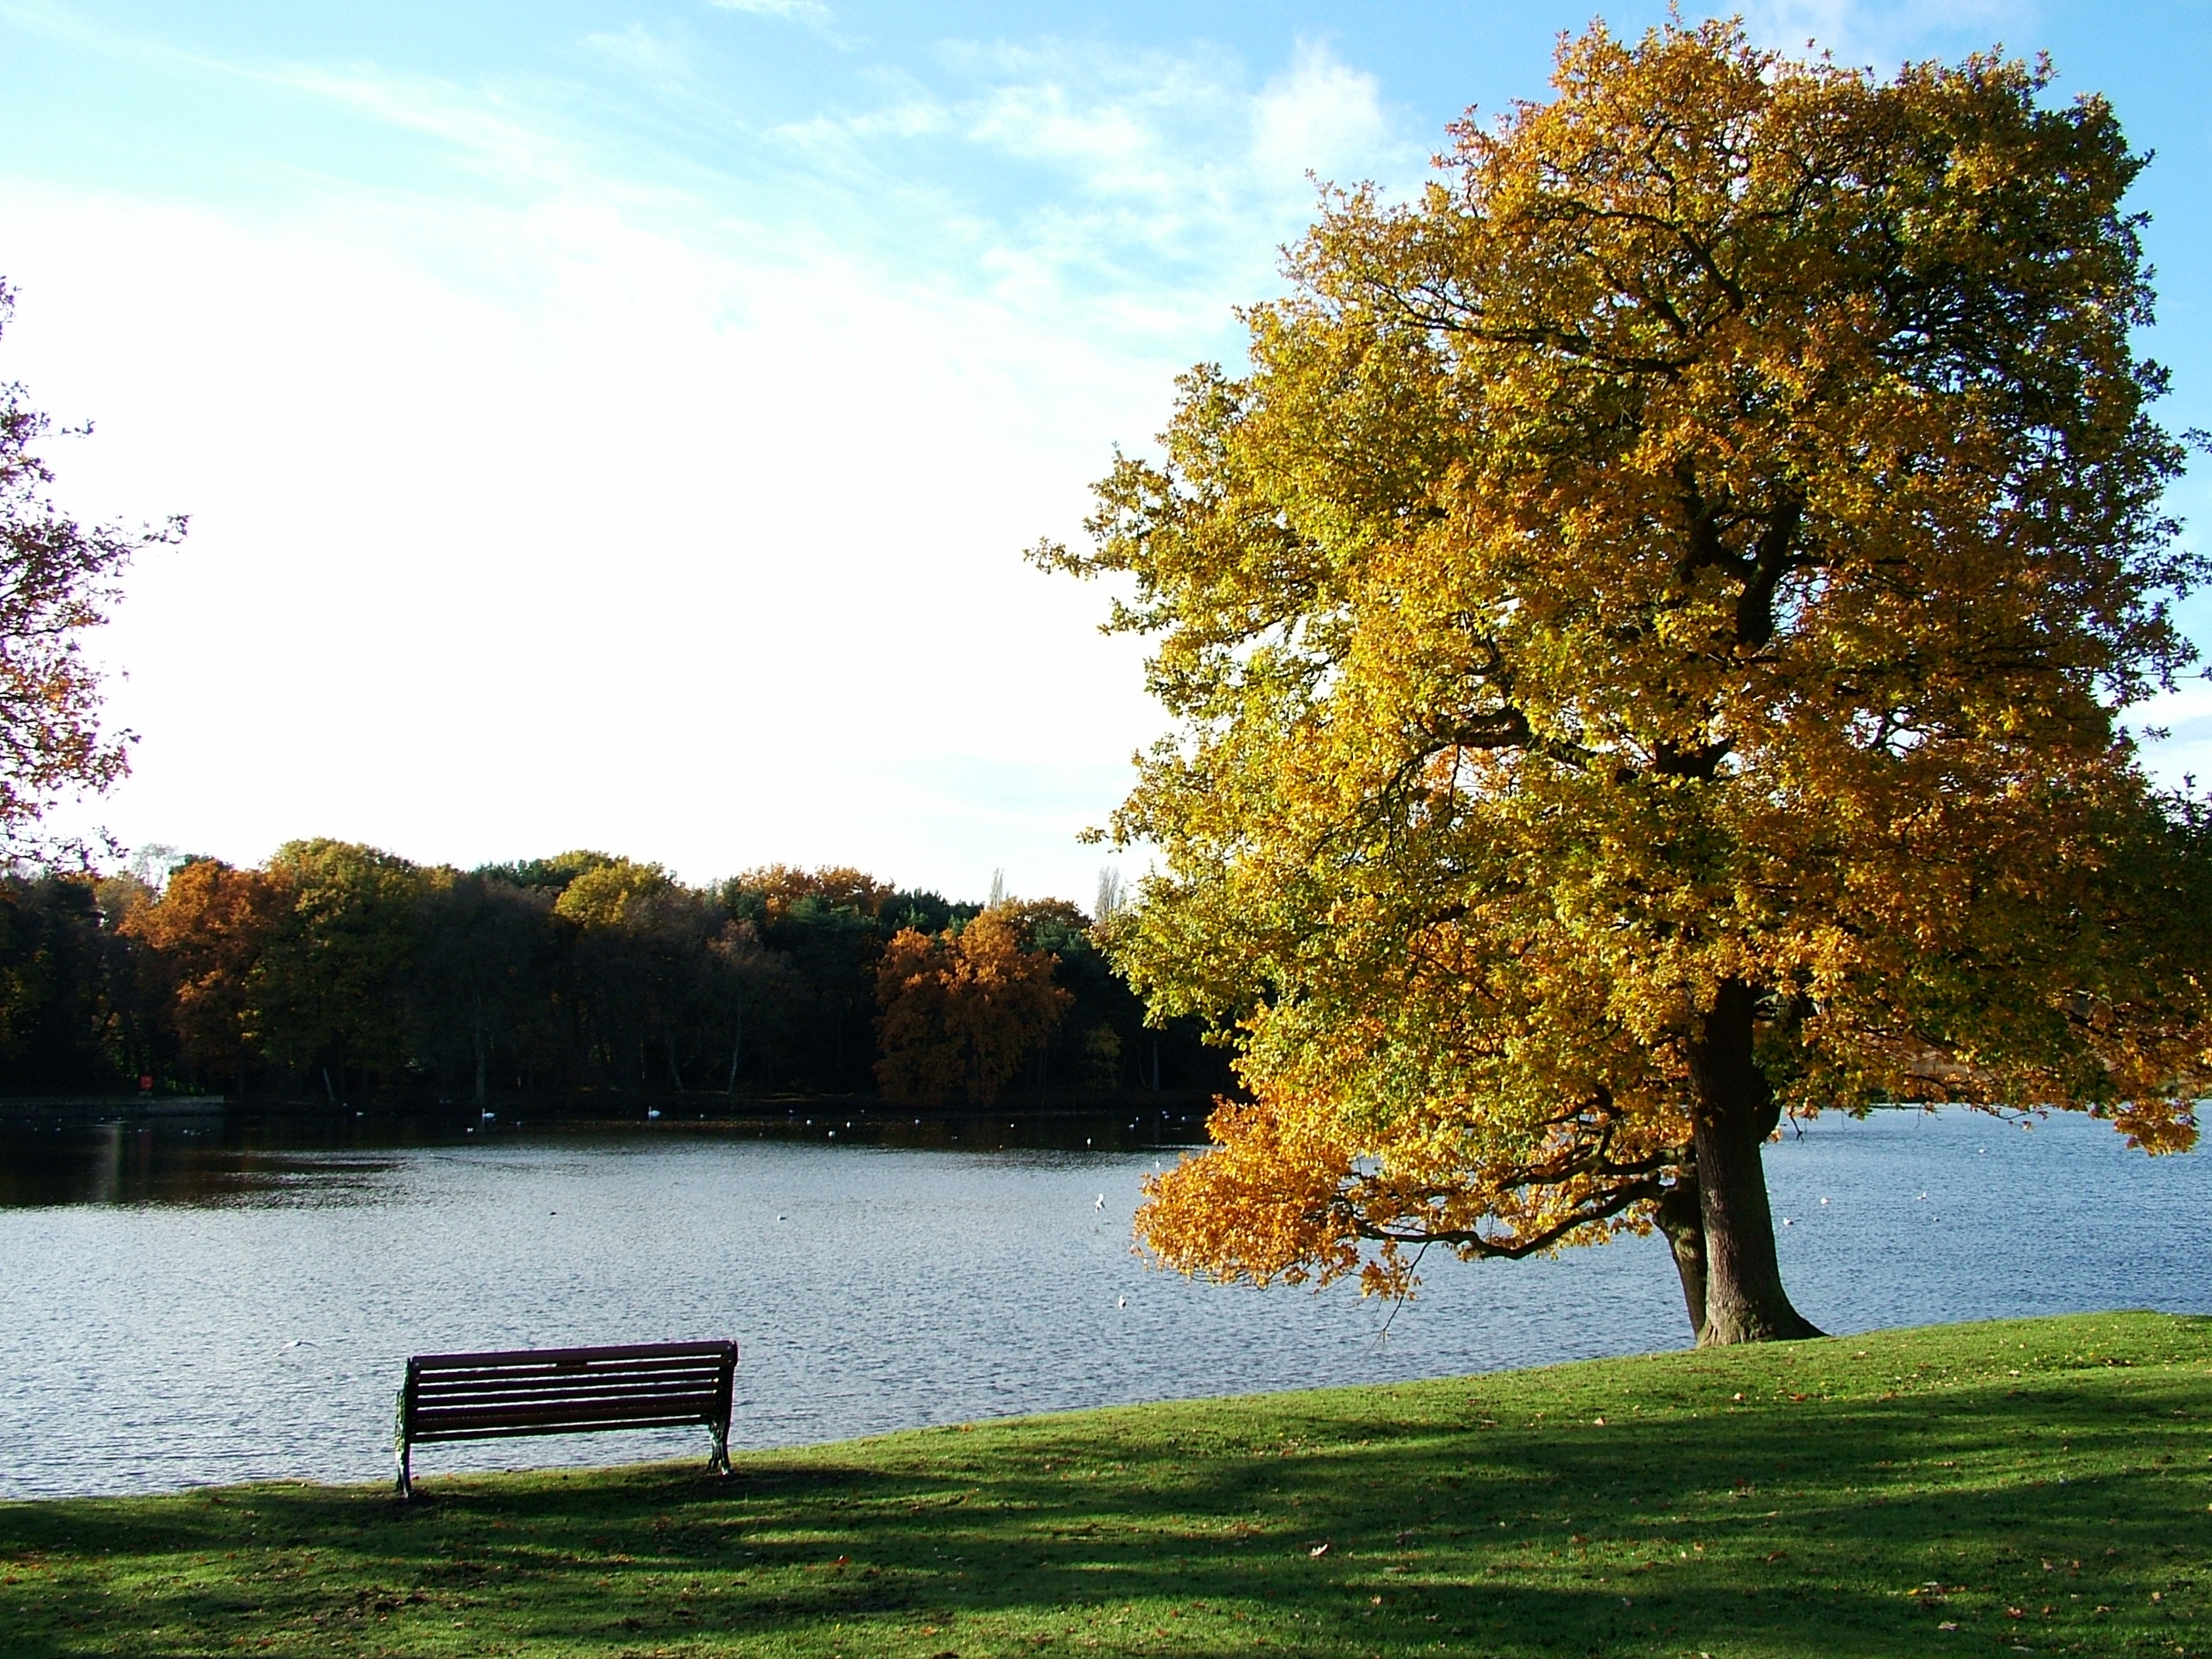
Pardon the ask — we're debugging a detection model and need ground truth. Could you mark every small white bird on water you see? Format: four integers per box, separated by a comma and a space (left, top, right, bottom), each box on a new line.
1095, 1194, 1105, 1211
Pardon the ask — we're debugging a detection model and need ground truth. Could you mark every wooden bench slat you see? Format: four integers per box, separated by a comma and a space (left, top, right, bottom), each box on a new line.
412, 1356, 730, 1379
413, 1389, 722, 1414
412, 1362, 729, 1385
411, 1380, 721, 1407
411, 1341, 735, 1370
414, 1407, 720, 1432
410, 1415, 719, 1443
412, 1391, 723, 1412
413, 1388, 724, 1415
412, 1370, 728, 1396
416, 1398, 722, 1431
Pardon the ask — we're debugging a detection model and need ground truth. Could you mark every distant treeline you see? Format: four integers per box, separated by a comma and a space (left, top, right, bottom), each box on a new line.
0, 843, 1229, 1105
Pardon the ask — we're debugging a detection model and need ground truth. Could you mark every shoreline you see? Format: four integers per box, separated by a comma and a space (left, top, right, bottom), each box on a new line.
5, 1311, 2206, 1655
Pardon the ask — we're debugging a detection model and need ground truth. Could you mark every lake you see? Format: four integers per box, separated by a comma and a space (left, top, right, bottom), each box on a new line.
0, 1106, 2202, 1499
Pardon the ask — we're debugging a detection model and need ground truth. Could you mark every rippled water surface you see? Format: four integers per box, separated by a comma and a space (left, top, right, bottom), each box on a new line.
0, 1108, 2202, 1498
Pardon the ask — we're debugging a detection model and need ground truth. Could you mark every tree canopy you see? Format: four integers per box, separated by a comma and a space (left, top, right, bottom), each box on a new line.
0, 280, 181, 857
1038, 20, 2211, 1344
9, 843, 1229, 1108
876, 903, 1077, 1105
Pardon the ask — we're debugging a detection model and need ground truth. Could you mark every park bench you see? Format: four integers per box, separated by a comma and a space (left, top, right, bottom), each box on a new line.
394, 1339, 738, 1497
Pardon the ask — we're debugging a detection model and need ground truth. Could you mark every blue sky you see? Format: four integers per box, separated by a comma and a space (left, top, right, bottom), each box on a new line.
3, 0, 2209, 903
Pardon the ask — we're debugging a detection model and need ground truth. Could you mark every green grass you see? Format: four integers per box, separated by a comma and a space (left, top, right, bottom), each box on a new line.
4, 1313, 2208, 1657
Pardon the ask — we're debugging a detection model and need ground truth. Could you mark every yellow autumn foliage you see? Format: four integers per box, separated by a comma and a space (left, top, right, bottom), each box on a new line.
1041, 21, 2212, 1333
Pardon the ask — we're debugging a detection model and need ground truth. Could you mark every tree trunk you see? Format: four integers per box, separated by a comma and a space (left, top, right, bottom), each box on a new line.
472, 995, 488, 1108
1653, 1172, 1707, 1342
1686, 979, 1821, 1345
727, 1011, 743, 1097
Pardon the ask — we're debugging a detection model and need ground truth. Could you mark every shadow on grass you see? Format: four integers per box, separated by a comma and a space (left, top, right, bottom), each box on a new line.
3, 1325, 2206, 1656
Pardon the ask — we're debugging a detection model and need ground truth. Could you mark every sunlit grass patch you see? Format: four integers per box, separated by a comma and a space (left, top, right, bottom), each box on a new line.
2, 1312, 2207, 1656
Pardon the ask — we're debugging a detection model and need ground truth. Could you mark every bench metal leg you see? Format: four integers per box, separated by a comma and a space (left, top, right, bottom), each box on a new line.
394, 1389, 414, 1498
708, 1424, 730, 1476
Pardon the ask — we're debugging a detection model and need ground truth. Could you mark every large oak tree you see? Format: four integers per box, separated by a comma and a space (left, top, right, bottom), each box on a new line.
1038, 22, 2210, 1344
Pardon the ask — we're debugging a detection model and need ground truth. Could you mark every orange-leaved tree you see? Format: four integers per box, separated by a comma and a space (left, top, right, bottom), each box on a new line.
875, 906, 1073, 1105
117, 857, 291, 1092
1036, 21, 2212, 1344
738, 864, 896, 922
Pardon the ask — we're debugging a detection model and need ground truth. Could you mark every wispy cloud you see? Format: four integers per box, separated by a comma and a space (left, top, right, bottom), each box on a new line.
762, 36, 1415, 339
1743, 0, 2033, 68
1251, 40, 1393, 185
0, 7, 1420, 893
709, 0, 828, 22
705, 0, 841, 44
583, 23, 701, 90
5, 4, 1414, 339
2, 1, 614, 201
271, 63, 605, 193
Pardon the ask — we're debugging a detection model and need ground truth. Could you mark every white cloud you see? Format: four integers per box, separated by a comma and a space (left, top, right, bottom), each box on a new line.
763, 37, 1417, 343
272, 64, 601, 193
951, 37, 1403, 206
2127, 679, 2212, 795
1741, 0, 2033, 68
0, 24, 1419, 898
1251, 40, 1393, 186
0, 172, 1167, 898
707, 0, 835, 35
583, 24, 701, 90
771, 82, 953, 169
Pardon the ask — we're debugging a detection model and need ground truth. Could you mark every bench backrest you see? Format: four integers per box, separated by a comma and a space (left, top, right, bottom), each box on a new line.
402, 1340, 738, 1444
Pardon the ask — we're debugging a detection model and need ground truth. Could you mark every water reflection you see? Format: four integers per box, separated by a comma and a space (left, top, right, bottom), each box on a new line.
0, 1122, 413, 1209
0, 1106, 1213, 1209
0, 1108, 2200, 1500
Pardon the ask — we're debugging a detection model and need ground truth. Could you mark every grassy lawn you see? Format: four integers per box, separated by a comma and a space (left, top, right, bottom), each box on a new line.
3, 1312, 2207, 1657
